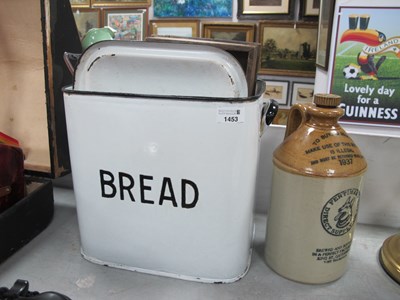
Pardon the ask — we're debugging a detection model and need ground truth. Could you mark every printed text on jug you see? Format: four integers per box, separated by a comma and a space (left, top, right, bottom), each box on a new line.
305, 132, 364, 166
312, 241, 352, 264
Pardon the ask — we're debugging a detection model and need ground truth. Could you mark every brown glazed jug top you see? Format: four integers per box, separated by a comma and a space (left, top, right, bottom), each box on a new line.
274, 94, 367, 177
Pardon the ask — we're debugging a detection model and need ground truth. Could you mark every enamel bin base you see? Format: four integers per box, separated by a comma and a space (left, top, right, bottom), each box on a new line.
63, 81, 270, 283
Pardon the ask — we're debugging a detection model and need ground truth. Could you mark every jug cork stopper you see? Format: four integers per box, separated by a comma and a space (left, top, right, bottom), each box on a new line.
314, 94, 341, 108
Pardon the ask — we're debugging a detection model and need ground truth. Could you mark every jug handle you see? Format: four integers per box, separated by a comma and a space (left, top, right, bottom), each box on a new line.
284, 103, 308, 138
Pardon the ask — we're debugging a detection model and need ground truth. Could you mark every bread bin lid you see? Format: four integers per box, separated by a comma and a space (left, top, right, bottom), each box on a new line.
73, 40, 248, 98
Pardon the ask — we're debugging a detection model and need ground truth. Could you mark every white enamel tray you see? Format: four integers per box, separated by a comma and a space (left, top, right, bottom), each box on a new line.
73, 40, 248, 98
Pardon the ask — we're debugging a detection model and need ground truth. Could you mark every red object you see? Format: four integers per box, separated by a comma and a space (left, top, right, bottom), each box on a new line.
0, 144, 26, 213
0, 132, 19, 147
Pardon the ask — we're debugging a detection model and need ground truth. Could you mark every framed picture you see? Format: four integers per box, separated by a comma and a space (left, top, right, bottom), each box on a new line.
73, 9, 101, 40
272, 108, 290, 125
262, 80, 289, 106
70, 0, 90, 8
238, 0, 295, 20
92, 0, 151, 7
149, 19, 200, 37
202, 22, 256, 42
316, 0, 335, 70
291, 82, 314, 105
304, 0, 320, 16
103, 9, 147, 41
259, 21, 318, 77
153, 0, 232, 18
329, 6, 400, 128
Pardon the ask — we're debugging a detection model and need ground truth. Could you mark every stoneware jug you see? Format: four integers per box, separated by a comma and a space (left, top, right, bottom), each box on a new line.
265, 93, 367, 284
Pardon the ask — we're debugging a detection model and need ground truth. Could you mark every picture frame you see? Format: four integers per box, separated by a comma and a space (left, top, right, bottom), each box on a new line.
202, 22, 256, 42
149, 19, 200, 38
272, 108, 290, 125
291, 82, 314, 105
103, 8, 147, 41
328, 6, 400, 128
153, 0, 232, 18
262, 80, 289, 106
316, 0, 335, 70
92, 0, 151, 7
73, 9, 101, 40
259, 21, 318, 77
70, 0, 90, 8
304, 0, 320, 16
237, 0, 295, 20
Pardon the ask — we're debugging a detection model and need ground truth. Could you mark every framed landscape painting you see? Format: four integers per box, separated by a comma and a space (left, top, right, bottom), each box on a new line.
291, 82, 314, 104
202, 22, 256, 42
259, 21, 318, 77
262, 80, 289, 106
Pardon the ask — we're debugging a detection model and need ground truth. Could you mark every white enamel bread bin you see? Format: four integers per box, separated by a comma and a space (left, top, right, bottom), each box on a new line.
63, 41, 277, 283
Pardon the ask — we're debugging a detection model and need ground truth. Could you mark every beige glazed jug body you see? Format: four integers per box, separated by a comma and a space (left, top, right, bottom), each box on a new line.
265, 94, 367, 284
